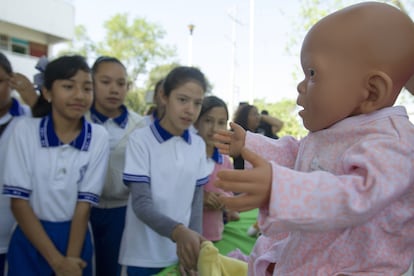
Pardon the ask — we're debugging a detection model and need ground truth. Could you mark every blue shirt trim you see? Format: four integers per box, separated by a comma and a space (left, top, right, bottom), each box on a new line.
211, 147, 223, 164
150, 119, 191, 144
9, 98, 27, 116
78, 192, 99, 204
196, 175, 210, 186
39, 114, 92, 151
123, 173, 151, 184
89, 105, 129, 128
2, 185, 31, 199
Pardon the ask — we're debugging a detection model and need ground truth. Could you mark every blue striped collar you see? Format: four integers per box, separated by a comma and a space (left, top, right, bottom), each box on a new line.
9, 98, 28, 116
211, 147, 223, 164
150, 119, 191, 144
89, 105, 128, 128
39, 114, 92, 151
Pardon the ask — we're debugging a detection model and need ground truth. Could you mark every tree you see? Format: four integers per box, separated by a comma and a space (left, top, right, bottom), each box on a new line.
95, 14, 176, 86
57, 25, 96, 58
57, 14, 178, 114
254, 99, 308, 138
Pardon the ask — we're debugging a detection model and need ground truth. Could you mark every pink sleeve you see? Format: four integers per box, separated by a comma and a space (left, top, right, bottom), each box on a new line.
222, 155, 235, 197
259, 136, 414, 236
244, 132, 300, 169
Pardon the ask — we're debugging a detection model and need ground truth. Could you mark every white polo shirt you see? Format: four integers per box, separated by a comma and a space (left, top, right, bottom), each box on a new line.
87, 105, 146, 208
0, 98, 31, 254
2, 114, 109, 222
119, 120, 213, 268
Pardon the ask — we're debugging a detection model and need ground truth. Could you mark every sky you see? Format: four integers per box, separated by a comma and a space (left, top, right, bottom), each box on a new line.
66, 0, 303, 113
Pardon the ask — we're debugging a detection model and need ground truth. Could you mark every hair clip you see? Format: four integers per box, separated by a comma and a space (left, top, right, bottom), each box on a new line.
33, 55, 49, 91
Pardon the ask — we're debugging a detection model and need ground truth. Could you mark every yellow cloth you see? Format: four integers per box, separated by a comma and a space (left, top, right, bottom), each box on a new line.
197, 241, 248, 276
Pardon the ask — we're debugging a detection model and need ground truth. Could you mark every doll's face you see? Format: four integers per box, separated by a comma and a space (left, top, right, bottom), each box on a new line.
296, 13, 367, 132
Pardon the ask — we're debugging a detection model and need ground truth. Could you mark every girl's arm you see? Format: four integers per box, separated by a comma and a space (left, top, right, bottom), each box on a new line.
11, 198, 84, 275
130, 183, 205, 273
188, 186, 203, 233
129, 182, 181, 237
260, 114, 284, 133
66, 201, 91, 258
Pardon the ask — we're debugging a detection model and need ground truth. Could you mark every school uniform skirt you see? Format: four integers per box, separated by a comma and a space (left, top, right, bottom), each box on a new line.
6, 220, 93, 276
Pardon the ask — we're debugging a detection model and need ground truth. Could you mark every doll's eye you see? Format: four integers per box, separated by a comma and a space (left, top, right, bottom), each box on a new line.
308, 68, 315, 77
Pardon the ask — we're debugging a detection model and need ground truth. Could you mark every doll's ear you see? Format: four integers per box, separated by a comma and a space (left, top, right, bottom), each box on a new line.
359, 71, 393, 114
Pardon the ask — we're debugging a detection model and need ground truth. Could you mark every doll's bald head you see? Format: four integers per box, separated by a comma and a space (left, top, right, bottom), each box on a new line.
301, 2, 414, 112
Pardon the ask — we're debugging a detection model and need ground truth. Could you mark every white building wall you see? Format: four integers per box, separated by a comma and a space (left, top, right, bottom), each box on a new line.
1, 0, 74, 43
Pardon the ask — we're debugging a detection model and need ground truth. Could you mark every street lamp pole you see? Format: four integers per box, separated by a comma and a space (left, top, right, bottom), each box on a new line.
188, 24, 195, 66
248, 0, 255, 104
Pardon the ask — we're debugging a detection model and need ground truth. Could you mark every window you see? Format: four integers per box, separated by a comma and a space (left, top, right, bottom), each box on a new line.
11, 37, 29, 55
0, 35, 8, 50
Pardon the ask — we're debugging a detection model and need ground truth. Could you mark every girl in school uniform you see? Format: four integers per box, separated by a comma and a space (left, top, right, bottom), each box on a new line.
0, 52, 36, 276
194, 96, 239, 242
1, 55, 109, 276
87, 56, 145, 276
119, 66, 213, 276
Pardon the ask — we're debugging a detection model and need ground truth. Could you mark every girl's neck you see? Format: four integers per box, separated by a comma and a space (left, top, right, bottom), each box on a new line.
52, 112, 82, 144
206, 144, 214, 158
159, 117, 184, 136
95, 104, 122, 119
0, 99, 12, 119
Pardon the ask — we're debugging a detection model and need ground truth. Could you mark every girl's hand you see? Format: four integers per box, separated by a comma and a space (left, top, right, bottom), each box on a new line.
215, 147, 272, 212
213, 122, 246, 158
9, 73, 38, 107
203, 191, 223, 210
172, 225, 205, 273
225, 210, 240, 222
52, 256, 86, 276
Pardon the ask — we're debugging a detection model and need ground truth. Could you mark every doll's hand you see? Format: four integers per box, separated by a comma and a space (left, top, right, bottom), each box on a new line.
203, 191, 223, 210
215, 147, 272, 212
172, 225, 206, 272
213, 122, 246, 158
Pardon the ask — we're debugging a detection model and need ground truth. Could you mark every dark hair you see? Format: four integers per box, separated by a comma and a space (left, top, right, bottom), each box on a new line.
32, 55, 90, 117
91, 56, 126, 76
197, 95, 228, 123
154, 78, 164, 95
233, 104, 255, 131
0, 52, 12, 75
163, 66, 207, 97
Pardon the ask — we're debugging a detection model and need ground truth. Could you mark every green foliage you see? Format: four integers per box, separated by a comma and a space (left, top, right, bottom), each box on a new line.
95, 14, 176, 84
254, 99, 308, 139
57, 13, 178, 114
57, 25, 95, 58
125, 88, 146, 115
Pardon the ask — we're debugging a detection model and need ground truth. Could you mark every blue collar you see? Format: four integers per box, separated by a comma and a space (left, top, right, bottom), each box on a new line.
39, 114, 92, 151
150, 119, 191, 144
211, 147, 223, 164
89, 105, 128, 128
9, 98, 28, 116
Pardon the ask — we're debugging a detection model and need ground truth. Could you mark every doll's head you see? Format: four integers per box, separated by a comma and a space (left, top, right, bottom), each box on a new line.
296, 2, 414, 132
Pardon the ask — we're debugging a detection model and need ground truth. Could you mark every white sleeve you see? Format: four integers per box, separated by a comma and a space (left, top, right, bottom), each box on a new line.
123, 129, 151, 185
77, 125, 110, 205
2, 119, 34, 199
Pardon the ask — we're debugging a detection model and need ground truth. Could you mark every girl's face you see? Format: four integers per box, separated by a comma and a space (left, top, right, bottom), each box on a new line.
93, 62, 128, 117
247, 106, 260, 131
43, 70, 93, 123
0, 66, 11, 114
195, 106, 228, 148
160, 81, 204, 136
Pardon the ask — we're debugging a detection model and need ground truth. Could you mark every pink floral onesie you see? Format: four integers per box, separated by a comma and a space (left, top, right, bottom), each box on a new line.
245, 106, 414, 276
